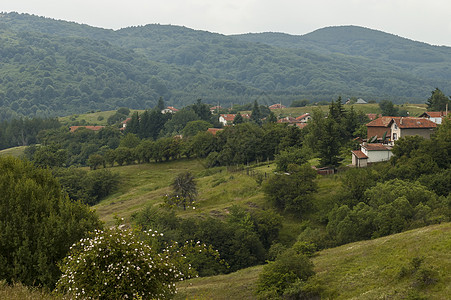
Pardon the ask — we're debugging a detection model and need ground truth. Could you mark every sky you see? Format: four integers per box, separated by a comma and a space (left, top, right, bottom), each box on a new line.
2, 0, 451, 46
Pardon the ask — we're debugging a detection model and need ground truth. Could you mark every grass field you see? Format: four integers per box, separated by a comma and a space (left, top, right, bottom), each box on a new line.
176, 222, 451, 299
0, 146, 27, 157
93, 159, 274, 226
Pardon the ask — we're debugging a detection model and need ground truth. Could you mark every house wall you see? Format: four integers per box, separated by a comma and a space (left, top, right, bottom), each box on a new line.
400, 128, 435, 139
361, 148, 392, 163
352, 155, 367, 167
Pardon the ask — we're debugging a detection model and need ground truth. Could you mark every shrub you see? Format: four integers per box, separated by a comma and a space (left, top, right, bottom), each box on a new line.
256, 248, 315, 298
56, 227, 193, 299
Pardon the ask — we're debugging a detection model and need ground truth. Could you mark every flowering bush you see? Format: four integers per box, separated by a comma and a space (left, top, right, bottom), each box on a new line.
56, 227, 193, 299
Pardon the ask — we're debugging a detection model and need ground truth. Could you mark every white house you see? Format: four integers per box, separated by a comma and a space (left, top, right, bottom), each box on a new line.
360, 143, 393, 163
418, 111, 448, 125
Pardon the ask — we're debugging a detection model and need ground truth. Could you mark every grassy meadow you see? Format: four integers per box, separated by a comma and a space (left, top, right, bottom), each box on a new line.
176, 222, 451, 299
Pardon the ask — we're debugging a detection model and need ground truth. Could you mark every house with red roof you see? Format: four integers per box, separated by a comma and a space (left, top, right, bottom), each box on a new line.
269, 103, 286, 109
295, 113, 311, 123
390, 117, 436, 144
219, 114, 250, 126
161, 106, 179, 114
418, 111, 449, 124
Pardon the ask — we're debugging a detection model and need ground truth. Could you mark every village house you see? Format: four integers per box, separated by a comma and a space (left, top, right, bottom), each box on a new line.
389, 117, 436, 145
418, 111, 449, 124
219, 113, 250, 126
366, 116, 394, 142
269, 103, 286, 109
295, 113, 311, 123
161, 106, 179, 114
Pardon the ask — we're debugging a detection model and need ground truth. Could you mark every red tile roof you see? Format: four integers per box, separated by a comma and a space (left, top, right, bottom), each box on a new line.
366, 116, 394, 127
392, 117, 437, 129
295, 113, 310, 121
269, 104, 286, 109
351, 150, 368, 159
207, 128, 223, 135
420, 111, 449, 118
166, 106, 178, 112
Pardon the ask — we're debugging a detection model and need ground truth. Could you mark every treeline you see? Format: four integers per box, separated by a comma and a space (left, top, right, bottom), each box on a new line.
0, 117, 60, 149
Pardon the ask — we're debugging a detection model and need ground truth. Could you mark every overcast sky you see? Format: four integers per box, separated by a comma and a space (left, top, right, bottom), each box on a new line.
2, 0, 451, 46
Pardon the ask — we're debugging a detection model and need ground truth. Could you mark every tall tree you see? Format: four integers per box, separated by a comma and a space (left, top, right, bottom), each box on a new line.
157, 97, 166, 111
318, 118, 343, 168
250, 100, 262, 126
233, 112, 244, 125
426, 88, 451, 111
125, 111, 140, 134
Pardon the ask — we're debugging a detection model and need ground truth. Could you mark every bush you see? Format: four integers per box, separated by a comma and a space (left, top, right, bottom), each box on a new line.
256, 248, 315, 298
56, 227, 192, 299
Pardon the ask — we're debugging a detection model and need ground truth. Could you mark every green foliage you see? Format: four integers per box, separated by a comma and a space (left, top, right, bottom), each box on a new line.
264, 164, 318, 215
426, 88, 451, 111
275, 147, 308, 172
53, 167, 119, 206
56, 227, 192, 299
0, 156, 101, 288
182, 120, 212, 137
379, 100, 400, 116
256, 248, 315, 298
167, 171, 198, 210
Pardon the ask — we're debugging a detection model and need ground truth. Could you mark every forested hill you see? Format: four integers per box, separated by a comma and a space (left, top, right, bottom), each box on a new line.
0, 13, 450, 120
233, 26, 451, 80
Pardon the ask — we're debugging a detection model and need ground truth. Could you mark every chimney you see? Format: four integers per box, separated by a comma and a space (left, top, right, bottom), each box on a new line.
400, 117, 403, 125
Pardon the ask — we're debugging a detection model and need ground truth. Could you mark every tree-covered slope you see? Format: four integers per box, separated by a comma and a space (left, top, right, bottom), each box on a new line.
234, 26, 451, 82
1, 13, 450, 120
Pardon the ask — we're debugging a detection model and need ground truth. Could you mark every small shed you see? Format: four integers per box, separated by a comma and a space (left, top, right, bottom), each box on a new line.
351, 150, 368, 168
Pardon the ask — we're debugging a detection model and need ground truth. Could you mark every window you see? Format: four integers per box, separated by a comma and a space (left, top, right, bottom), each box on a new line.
393, 133, 397, 140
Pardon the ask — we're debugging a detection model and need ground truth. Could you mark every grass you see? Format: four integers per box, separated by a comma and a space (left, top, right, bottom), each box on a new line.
0, 146, 27, 157
0, 282, 60, 300
175, 222, 451, 299
94, 158, 274, 226
58, 109, 143, 126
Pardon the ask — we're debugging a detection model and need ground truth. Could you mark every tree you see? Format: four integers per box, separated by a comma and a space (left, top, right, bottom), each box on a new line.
266, 111, 278, 123
182, 120, 212, 137
233, 112, 244, 125
318, 117, 343, 168
426, 88, 450, 111
167, 171, 198, 210
0, 156, 101, 288
263, 164, 318, 215
87, 153, 105, 170
157, 97, 165, 111
250, 100, 262, 126
379, 100, 399, 116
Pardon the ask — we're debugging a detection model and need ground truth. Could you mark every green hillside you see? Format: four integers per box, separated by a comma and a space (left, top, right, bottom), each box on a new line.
175, 222, 451, 299
0, 13, 450, 122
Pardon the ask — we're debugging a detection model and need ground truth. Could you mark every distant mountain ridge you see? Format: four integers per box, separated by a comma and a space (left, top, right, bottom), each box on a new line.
0, 12, 450, 120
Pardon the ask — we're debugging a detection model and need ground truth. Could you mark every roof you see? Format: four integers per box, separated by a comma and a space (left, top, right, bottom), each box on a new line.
351, 150, 368, 159
419, 111, 448, 118
220, 114, 237, 122
210, 106, 222, 111
392, 117, 437, 129
166, 106, 178, 112
69, 126, 105, 133
295, 113, 310, 121
269, 104, 286, 109
121, 117, 132, 124
207, 128, 223, 135
355, 98, 367, 104
366, 116, 394, 127
277, 116, 298, 123
362, 143, 391, 151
